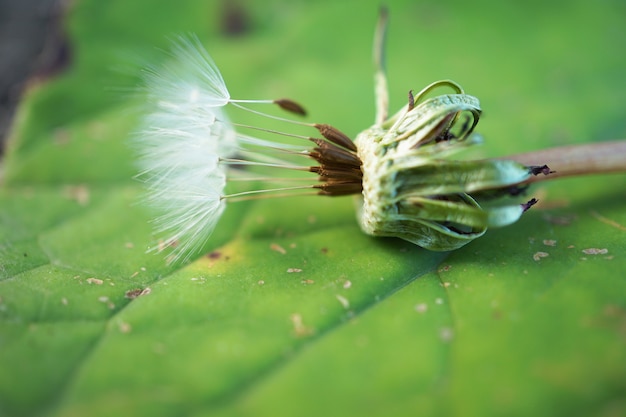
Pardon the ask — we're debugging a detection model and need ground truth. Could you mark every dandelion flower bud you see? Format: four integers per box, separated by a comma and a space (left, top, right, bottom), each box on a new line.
355, 82, 538, 251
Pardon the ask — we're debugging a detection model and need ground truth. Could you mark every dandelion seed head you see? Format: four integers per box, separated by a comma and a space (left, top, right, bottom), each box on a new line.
135, 36, 237, 262
355, 81, 538, 251
133, 14, 548, 262
133, 35, 358, 263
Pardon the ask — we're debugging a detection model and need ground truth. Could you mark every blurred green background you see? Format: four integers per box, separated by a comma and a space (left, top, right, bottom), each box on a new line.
1, 0, 625, 416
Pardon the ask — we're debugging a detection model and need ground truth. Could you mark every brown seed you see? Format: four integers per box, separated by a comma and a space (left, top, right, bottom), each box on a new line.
274, 98, 307, 116
314, 124, 357, 152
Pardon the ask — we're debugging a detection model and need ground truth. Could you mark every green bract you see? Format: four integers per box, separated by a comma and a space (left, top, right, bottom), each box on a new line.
355, 80, 534, 250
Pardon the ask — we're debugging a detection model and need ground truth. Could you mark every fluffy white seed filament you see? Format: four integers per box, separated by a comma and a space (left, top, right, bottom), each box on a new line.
135, 35, 360, 262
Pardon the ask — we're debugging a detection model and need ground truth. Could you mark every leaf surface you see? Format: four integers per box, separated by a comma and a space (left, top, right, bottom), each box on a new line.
1, 1, 625, 416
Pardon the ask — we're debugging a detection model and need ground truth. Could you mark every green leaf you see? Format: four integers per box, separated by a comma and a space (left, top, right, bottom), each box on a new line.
1, 0, 625, 416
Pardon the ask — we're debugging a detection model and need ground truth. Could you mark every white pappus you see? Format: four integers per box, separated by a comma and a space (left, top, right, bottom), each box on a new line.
134, 36, 364, 262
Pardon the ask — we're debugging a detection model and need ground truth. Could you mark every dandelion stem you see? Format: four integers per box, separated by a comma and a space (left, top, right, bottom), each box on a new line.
500, 139, 626, 184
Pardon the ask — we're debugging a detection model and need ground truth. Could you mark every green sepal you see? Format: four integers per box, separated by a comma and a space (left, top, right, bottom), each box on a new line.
391, 159, 531, 197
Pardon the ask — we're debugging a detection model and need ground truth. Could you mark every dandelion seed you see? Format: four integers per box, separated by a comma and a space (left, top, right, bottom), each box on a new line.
135, 35, 364, 263
134, 17, 550, 263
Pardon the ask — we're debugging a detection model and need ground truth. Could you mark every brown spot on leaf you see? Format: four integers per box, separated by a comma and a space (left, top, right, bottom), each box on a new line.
207, 251, 222, 260
125, 287, 151, 299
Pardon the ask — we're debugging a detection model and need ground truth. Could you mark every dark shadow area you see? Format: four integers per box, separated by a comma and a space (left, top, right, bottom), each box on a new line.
0, 0, 70, 154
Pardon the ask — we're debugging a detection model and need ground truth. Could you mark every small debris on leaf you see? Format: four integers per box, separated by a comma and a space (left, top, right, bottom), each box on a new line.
582, 248, 608, 255
207, 251, 222, 260
63, 184, 90, 205
97, 296, 115, 309
125, 287, 152, 299
439, 327, 454, 342
290, 313, 314, 337
335, 294, 350, 309
270, 243, 286, 254
118, 321, 132, 334
415, 303, 428, 313
533, 251, 549, 261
